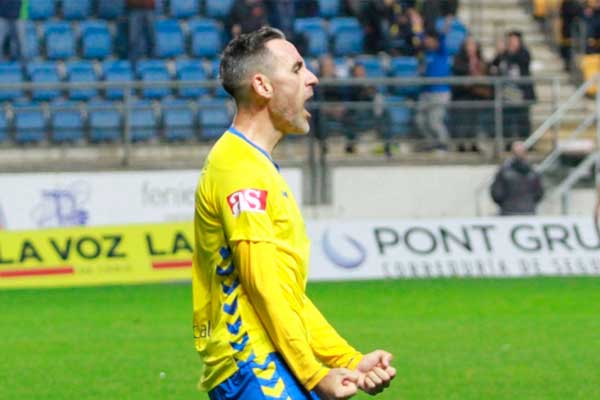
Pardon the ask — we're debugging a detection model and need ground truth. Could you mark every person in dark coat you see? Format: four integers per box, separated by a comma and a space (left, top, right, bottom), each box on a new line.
560, 0, 583, 71
228, 0, 269, 38
491, 141, 544, 216
490, 31, 536, 141
0, 0, 23, 60
127, 0, 155, 61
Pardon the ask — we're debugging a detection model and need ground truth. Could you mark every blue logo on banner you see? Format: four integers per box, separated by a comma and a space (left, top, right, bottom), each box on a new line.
322, 230, 367, 269
32, 182, 90, 227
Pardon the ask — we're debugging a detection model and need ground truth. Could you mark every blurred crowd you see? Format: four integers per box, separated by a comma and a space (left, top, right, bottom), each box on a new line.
560, 0, 600, 70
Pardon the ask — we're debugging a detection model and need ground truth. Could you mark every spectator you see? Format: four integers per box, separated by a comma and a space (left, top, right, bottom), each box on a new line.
490, 31, 536, 141
385, 2, 423, 56
0, 0, 23, 60
583, 0, 600, 53
127, 0, 155, 62
560, 0, 583, 71
416, 30, 451, 151
268, 0, 308, 55
359, 0, 391, 54
295, 0, 319, 18
451, 36, 493, 149
228, 0, 269, 38
491, 141, 544, 215
344, 62, 378, 153
314, 55, 346, 144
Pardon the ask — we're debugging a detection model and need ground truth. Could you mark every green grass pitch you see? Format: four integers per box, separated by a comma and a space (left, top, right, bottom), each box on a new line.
2, 277, 600, 399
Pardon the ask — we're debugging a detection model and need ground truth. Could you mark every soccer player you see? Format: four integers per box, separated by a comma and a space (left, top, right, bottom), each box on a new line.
192, 27, 396, 399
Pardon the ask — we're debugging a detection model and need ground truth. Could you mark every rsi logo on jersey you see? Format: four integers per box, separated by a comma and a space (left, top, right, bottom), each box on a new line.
227, 189, 268, 217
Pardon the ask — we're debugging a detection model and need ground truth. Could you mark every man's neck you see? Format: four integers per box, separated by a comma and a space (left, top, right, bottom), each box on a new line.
232, 108, 282, 155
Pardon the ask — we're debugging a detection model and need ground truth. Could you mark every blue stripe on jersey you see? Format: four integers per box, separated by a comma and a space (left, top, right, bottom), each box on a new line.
228, 126, 280, 171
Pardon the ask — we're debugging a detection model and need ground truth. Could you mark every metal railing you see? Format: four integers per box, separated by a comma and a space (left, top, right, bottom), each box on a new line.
475, 74, 600, 216
0, 74, 581, 205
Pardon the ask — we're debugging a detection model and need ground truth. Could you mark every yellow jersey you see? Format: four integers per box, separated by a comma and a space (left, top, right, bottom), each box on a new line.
192, 127, 362, 392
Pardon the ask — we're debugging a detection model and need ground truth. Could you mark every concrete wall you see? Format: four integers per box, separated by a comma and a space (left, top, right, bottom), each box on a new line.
306, 165, 596, 219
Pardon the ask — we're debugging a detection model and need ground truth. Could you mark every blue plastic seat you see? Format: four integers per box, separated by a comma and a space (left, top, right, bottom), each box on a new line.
154, 19, 184, 59
88, 100, 121, 142
389, 56, 420, 97
329, 17, 361, 32
318, 0, 340, 18
62, 0, 91, 20
0, 107, 8, 143
66, 61, 97, 101
385, 96, 412, 136
103, 60, 133, 100
51, 101, 84, 143
198, 100, 230, 139
127, 100, 156, 142
210, 59, 229, 98
28, 62, 61, 101
80, 20, 112, 59
29, 0, 56, 20
329, 18, 363, 56
23, 21, 40, 60
205, 0, 234, 18
98, 0, 125, 19
137, 60, 171, 99
176, 59, 209, 98
170, 0, 199, 18
294, 18, 327, 57
188, 18, 223, 58
44, 21, 75, 60
0, 63, 23, 101
162, 99, 195, 141
14, 102, 46, 144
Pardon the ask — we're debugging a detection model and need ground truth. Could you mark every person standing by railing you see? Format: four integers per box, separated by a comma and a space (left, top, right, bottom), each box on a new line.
0, 0, 23, 61
127, 0, 156, 62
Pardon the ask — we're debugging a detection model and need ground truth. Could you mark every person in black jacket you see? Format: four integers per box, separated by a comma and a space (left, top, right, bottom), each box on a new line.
491, 31, 536, 142
0, 0, 23, 60
560, 0, 583, 71
491, 141, 544, 216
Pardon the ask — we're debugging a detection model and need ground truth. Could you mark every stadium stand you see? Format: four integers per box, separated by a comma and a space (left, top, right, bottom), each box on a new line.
97, 0, 125, 19
66, 60, 98, 101
14, 102, 46, 144
80, 20, 112, 59
0, 107, 7, 143
27, 61, 61, 101
103, 60, 133, 100
43, 21, 76, 60
0, 62, 23, 101
154, 19, 185, 58
88, 99, 121, 143
188, 18, 223, 58
51, 100, 84, 143
29, 0, 56, 20
162, 98, 195, 141
62, 0, 92, 20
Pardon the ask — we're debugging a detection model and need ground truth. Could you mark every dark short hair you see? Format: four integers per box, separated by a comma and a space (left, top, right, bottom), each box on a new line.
219, 27, 286, 100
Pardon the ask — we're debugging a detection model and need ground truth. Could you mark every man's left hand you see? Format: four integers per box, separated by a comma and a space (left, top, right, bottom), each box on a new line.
355, 350, 396, 395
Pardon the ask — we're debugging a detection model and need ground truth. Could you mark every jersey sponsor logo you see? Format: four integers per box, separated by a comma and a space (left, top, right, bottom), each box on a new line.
227, 189, 268, 216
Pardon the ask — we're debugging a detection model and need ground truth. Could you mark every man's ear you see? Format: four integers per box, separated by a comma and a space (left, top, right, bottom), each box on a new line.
250, 73, 273, 100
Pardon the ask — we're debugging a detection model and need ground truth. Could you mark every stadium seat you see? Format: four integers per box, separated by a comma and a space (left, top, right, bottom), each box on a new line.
198, 100, 231, 139
0, 107, 8, 143
127, 100, 156, 142
23, 21, 40, 60
205, 0, 235, 18
318, 0, 341, 18
137, 60, 171, 99
0, 63, 23, 101
66, 61, 97, 101
44, 21, 75, 60
294, 18, 328, 57
27, 62, 61, 101
435, 17, 467, 56
355, 56, 386, 93
389, 56, 420, 97
14, 102, 46, 144
88, 100, 121, 142
29, 0, 56, 20
98, 0, 125, 19
329, 18, 363, 56
176, 59, 209, 98
50, 101, 84, 143
385, 96, 412, 137
162, 99, 195, 141
103, 60, 133, 100
80, 20, 112, 59
210, 59, 229, 98
154, 19, 185, 59
62, 0, 91, 20
188, 18, 223, 58
170, 0, 199, 18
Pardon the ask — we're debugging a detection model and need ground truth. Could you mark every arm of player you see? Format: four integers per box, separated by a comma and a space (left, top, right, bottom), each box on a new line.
302, 296, 363, 369
233, 240, 330, 391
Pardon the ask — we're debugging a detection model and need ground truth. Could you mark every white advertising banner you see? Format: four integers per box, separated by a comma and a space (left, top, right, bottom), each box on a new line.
307, 217, 600, 280
0, 169, 302, 230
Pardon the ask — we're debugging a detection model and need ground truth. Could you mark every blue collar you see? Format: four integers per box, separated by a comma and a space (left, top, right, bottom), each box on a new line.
228, 126, 280, 171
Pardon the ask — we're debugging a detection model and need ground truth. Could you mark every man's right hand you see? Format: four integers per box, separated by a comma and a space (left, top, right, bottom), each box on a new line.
314, 368, 359, 400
